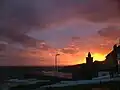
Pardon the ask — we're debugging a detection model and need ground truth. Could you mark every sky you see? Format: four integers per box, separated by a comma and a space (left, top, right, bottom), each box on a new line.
0, 0, 120, 66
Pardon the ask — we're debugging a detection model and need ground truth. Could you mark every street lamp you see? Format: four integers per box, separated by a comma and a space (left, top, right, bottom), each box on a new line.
55, 54, 60, 73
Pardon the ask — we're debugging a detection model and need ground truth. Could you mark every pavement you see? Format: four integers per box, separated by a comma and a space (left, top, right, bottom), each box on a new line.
2, 74, 120, 90
37, 75, 120, 89
1, 79, 50, 90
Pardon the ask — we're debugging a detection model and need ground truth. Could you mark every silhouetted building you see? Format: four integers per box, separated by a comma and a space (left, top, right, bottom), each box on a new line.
72, 52, 94, 80
61, 44, 120, 80
85, 52, 93, 79
116, 45, 120, 73
86, 52, 93, 65
61, 52, 103, 80
105, 44, 120, 74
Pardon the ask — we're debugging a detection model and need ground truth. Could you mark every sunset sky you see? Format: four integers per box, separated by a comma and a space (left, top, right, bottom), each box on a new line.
0, 0, 120, 66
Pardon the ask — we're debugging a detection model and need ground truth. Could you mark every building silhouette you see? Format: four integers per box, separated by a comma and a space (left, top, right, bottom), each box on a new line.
70, 52, 94, 80
49, 42, 120, 80
86, 52, 93, 65
105, 44, 120, 74
86, 52, 93, 79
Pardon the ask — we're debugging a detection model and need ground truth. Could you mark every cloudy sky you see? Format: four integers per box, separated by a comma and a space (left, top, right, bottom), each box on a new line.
0, 0, 120, 66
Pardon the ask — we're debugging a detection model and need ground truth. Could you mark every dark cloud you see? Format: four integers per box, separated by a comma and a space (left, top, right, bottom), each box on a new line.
0, 25, 38, 47
1, 0, 120, 26
60, 48, 79, 54
0, 0, 120, 45
80, 0, 120, 22
0, 43, 6, 51
98, 26, 120, 40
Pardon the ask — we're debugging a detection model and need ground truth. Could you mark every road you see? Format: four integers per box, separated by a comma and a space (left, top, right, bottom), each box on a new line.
2, 74, 120, 90
37, 75, 120, 90
1, 79, 50, 90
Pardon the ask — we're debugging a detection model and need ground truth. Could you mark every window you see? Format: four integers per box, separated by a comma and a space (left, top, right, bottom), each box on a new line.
117, 54, 120, 59
118, 60, 120, 65
102, 73, 106, 76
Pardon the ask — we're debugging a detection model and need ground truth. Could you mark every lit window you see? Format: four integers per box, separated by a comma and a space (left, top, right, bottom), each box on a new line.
118, 60, 120, 65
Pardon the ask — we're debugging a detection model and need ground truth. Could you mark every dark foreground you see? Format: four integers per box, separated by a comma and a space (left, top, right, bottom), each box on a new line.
9, 81, 120, 90
39, 81, 120, 90
1, 66, 120, 90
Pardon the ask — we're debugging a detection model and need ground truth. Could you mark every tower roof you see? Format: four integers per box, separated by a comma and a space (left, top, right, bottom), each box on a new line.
88, 52, 91, 57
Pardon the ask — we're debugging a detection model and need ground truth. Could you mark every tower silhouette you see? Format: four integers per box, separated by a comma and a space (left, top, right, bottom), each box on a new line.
86, 52, 93, 64
86, 52, 93, 79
